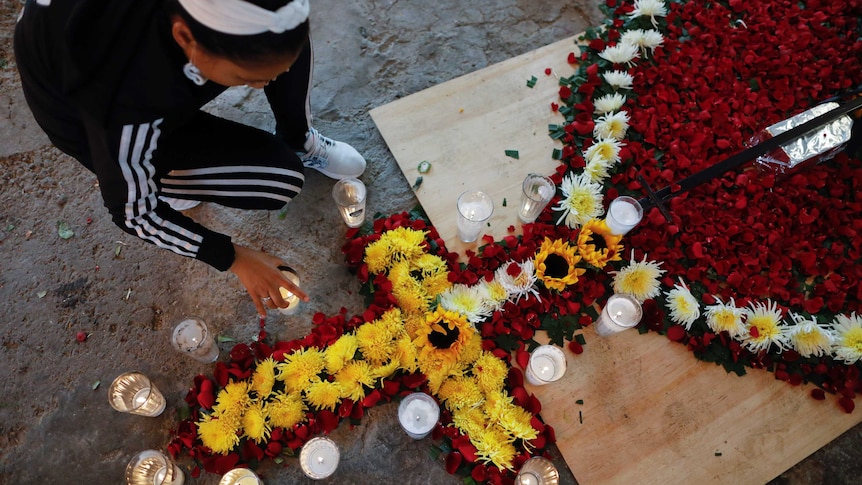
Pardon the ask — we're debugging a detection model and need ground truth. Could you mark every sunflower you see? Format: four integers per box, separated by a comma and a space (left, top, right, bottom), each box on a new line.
413, 308, 475, 366
553, 173, 604, 228
264, 392, 307, 429
197, 414, 241, 455
250, 358, 277, 398
534, 238, 586, 291
740, 300, 789, 353
831, 313, 862, 364
364, 226, 428, 274
611, 250, 665, 301
577, 219, 624, 268
787, 313, 834, 358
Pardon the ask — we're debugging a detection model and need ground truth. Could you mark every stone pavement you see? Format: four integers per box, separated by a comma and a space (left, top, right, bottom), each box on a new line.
0, 1, 859, 484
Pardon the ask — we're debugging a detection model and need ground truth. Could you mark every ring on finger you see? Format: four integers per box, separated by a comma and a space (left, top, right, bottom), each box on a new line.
261, 296, 272, 303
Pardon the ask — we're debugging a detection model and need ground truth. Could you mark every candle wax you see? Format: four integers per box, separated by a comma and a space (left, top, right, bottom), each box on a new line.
399, 398, 437, 433
607, 297, 639, 325
133, 388, 150, 407
611, 200, 641, 224
531, 355, 556, 378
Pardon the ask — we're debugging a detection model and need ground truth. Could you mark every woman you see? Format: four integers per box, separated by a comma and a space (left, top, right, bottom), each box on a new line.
14, 0, 367, 316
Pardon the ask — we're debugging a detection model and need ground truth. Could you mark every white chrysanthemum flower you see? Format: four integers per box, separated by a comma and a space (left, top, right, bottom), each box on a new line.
553, 172, 604, 228
629, 0, 668, 28
611, 250, 665, 302
598, 42, 640, 66
739, 300, 790, 354
438, 284, 493, 324
476, 279, 509, 312
620, 29, 665, 56
593, 93, 627, 114
704, 297, 746, 337
584, 156, 613, 183
494, 260, 540, 302
602, 70, 634, 90
664, 278, 700, 330
831, 313, 862, 364
584, 138, 623, 165
593, 111, 630, 140
787, 313, 834, 358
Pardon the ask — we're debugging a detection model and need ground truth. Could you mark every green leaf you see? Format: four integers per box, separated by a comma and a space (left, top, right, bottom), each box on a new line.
575, 399, 584, 405
504, 149, 520, 159
57, 221, 75, 239
37, 290, 47, 298
417, 160, 432, 173
177, 403, 190, 421
526, 76, 538, 88
217, 335, 236, 343
502, 198, 507, 207
91, 380, 101, 390
412, 176, 424, 190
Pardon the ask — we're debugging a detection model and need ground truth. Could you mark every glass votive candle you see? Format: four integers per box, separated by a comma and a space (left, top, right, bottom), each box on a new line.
170, 316, 219, 363
277, 265, 302, 315
397, 392, 440, 439
515, 456, 560, 485
219, 468, 263, 485
518, 173, 555, 223
109, 371, 166, 417
524, 345, 566, 386
300, 437, 340, 480
456, 190, 494, 243
332, 178, 367, 228
125, 449, 184, 485
605, 196, 643, 235
594, 293, 643, 337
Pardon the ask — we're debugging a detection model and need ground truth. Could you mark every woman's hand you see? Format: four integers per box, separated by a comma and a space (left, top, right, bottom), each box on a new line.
229, 244, 309, 316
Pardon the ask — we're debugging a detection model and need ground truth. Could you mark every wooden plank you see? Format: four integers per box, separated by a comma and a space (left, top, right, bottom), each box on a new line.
370, 36, 580, 257
370, 35, 862, 485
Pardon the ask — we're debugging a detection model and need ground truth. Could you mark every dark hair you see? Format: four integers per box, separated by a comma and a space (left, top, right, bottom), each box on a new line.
164, 0, 310, 65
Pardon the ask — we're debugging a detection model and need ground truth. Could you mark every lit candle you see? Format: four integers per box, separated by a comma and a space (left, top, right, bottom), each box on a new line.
398, 393, 440, 439
277, 265, 302, 315
125, 449, 184, 485
605, 196, 643, 235
515, 456, 559, 485
109, 372, 166, 417
219, 468, 262, 485
525, 345, 566, 386
594, 294, 643, 337
300, 437, 340, 480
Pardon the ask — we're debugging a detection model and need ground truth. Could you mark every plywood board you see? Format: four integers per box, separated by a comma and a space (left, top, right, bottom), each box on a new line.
370, 35, 862, 484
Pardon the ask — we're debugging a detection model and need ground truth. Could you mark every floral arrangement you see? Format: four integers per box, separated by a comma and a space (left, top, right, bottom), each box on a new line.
169, 0, 862, 482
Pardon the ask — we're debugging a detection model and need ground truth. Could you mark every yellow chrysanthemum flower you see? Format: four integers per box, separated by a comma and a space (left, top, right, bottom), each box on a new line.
576, 219, 624, 269
304, 380, 343, 411
323, 334, 358, 374
265, 392, 307, 429
481, 390, 514, 422
611, 250, 665, 301
389, 261, 433, 315
402, 311, 427, 340
437, 376, 484, 411
831, 313, 862, 364
740, 300, 789, 353
451, 407, 488, 438
472, 426, 517, 470
197, 414, 240, 455
370, 359, 400, 381
412, 253, 452, 297
250, 358, 277, 398
364, 226, 428, 274
534, 238, 586, 291
459, 332, 483, 366
788, 313, 834, 358
471, 352, 508, 394
419, 356, 465, 394
277, 347, 326, 394
356, 319, 397, 364
393, 334, 419, 373
241, 401, 270, 444
214, 381, 252, 418
335, 360, 375, 402
495, 403, 538, 441
704, 297, 746, 337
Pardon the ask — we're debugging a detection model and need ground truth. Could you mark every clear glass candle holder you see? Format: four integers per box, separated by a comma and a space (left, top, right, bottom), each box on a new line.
398, 392, 440, 439
524, 345, 567, 386
109, 371, 166, 417
456, 190, 494, 243
219, 468, 263, 485
594, 293, 643, 337
300, 437, 340, 480
515, 456, 559, 485
170, 316, 219, 363
125, 449, 184, 485
605, 196, 643, 235
277, 265, 302, 315
332, 178, 367, 228
518, 173, 555, 223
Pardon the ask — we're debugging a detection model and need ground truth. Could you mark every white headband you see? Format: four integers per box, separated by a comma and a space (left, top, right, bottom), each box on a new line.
178, 0, 310, 35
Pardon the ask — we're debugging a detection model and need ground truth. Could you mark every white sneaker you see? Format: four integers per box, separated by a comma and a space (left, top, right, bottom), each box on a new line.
299, 127, 366, 179
159, 196, 201, 211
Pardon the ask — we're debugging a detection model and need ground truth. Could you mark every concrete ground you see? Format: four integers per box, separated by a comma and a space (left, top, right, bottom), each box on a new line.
0, 0, 859, 484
